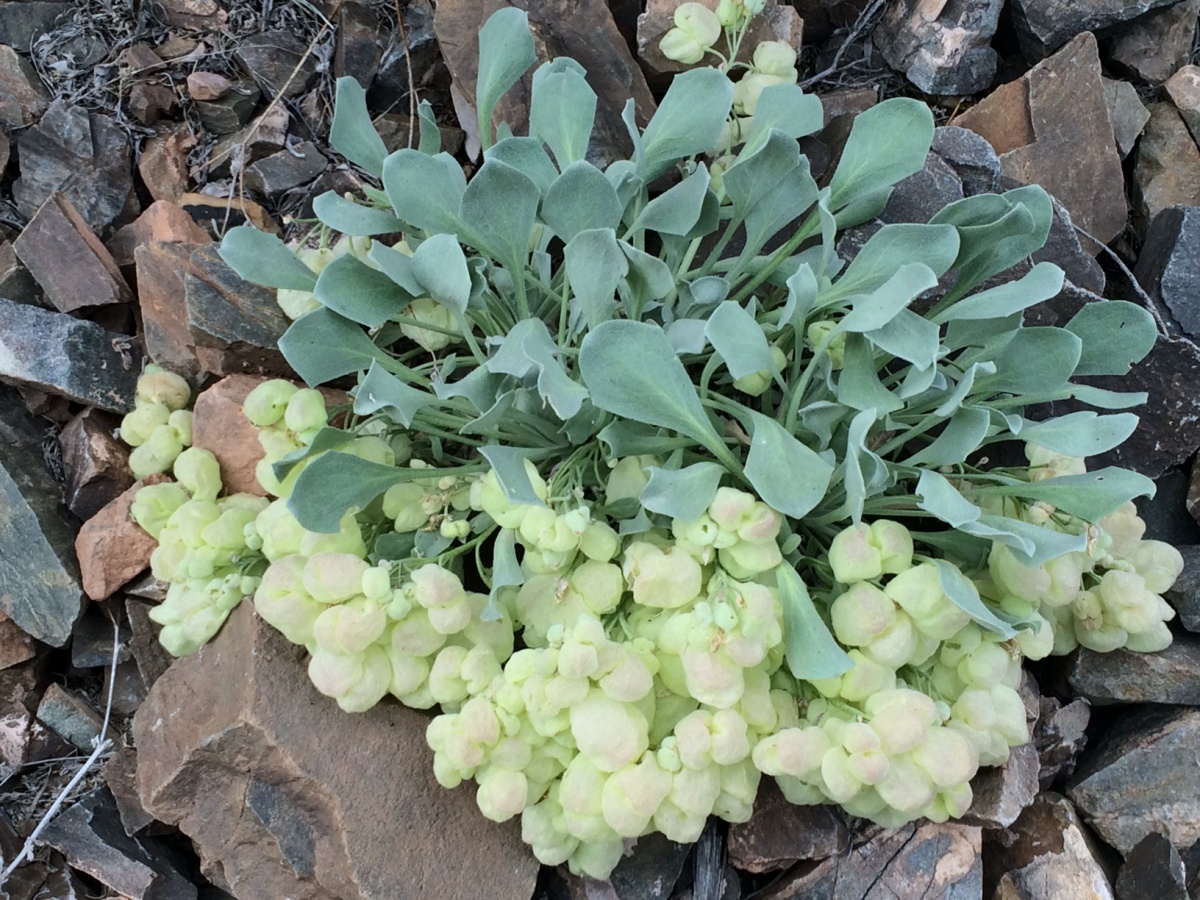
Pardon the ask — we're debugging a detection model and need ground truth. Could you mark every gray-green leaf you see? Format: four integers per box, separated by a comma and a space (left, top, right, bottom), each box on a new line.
744, 412, 833, 518
218, 226, 316, 291
776, 563, 854, 681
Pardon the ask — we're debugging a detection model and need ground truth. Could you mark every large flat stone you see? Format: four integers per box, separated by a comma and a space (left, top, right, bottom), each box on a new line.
133, 602, 540, 900
1068, 707, 1200, 855
1068, 635, 1200, 705
726, 777, 848, 873
0, 385, 83, 647
0, 297, 141, 411
1009, 0, 1182, 60
955, 32, 1127, 250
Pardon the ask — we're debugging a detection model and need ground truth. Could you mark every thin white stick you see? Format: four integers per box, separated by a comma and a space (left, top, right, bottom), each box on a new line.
0, 619, 121, 885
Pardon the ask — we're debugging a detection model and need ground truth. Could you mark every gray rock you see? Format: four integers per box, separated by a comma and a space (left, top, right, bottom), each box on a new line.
0, 238, 43, 307
1140, 467, 1200, 546
244, 140, 328, 195
873, 0, 1003, 95
961, 741, 1040, 828
1135, 206, 1200, 340
610, 832, 691, 899
0, 44, 49, 129
104, 746, 155, 836
1068, 706, 1200, 855
334, 0, 385, 88
726, 777, 848, 873
0, 384, 83, 647
193, 83, 260, 135
36, 683, 103, 751
1103, 77, 1152, 158
1166, 65, 1200, 144
1107, 0, 1200, 83
124, 598, 173, 690
879, 151, 964, 225
0, 1, 70, 48
1035, 696, 1091, 789
1033, 192, 1107, 295
1068, 635, 1200, 705
987, 793, 1115, 899
0, 297, 141, 411
1010, 0, 1182, 60
12, 100, 134, 233
40, 788, 198, 900
1116, 831, 1188, 900
1165, 546, 1200, 631
932, 125, 1002, 196
369, 0, 437, 112
235, 31, 318, 100
70, 601, 130, 670
1132, 104, 1200, 240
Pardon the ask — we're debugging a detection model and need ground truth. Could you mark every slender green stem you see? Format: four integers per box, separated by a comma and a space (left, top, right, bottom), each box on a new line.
727, 211, 821, 307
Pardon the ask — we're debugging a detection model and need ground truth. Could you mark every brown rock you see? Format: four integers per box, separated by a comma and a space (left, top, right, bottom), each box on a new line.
190, 374, 269, 495
59, 408, 132, 523
75, 480, 160, 602
104, 746, 155, 836
986, 793, 1114, 899
0, 612, 36, 670
138, 125, 196, 203
726, 778, 847, 873
819, 85, 878, 126
194, 81, 260, 135
1107, 0, 1200, 84
961, 741, 1040, 828
186, 70, 233, 100
756, 820, 982, 898
955, 32, 1127, 249
124, 598, 173, 689
123, 42, 165, 75
107, 199, 211, 268
12, 192, 134, 312
126, 82, 178, 126
1132, 103, 1200, 238
1103, 77, 1151, 158
133, 602, 540, 900
637, 0, 803, 76
1165, 64, 1200, 145
436, 0, 657, 167
134, 241, 203, 381
0, 44, 49, 128
0, 130, 9, 176
376, 113, 466, 156
0, 659, 49, 713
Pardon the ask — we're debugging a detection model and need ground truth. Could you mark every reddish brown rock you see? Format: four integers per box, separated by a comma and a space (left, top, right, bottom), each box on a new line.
126, 82, 178, 125
134, 240, 203, 381
138, 125, 195, 203
190, 374, 269, 495
186, 70, 232, 100
75, 480, 160, 602
0, 612, 36, 670
1165, 64, 1200, 145
59, 408, 133, 522
104, 745, 156, 835
107, 199, 211, 268
133, 602, 540, 900
436, 0, 657, 166
955, 32, 1126, 249
1132, 103, 1200, 238
819, 85, 878, 126
0, 44, 49, 128
12, 192, 133, 312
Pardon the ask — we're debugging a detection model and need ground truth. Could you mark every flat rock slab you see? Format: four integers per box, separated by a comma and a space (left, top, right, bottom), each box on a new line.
133, 602, 540, 900
0, 297, 141, 411
1009, 0, 1181, 60
1165, 545, 1200, 631
726, 777, 848, 873
1132, 104, 1200, 239
954, 32, 1127, 250
0, 385, 83, 647
1103, 77, 1151, 158
874, 0, 1003, 95
1116, 831, 1188, 900
1068, 635, 1200, 705
961, 741, 1040, 829
436, 0, 656, 167
987, 793, 1114, 900
1068, 706, 1200, 855
1108, 0, 1200, 83
1135, 205, 1200, 341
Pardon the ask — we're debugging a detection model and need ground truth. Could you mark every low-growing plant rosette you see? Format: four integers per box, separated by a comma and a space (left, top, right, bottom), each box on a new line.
124, 6, 1183, 880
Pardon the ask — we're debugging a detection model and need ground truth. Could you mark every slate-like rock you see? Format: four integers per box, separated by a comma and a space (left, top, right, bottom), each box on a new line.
961, 741, 1041, 829
1033, 191, 1108, 295
369, 0, 438, 113
193, 82, 259, 134
127, 82, 178, 126
986, 793, 1115, 899
0, 1, 70, 47
0, 297, 141, 411
726, 777, 848, 873
609, 832, 691, 899
1035, 697, 1091, 790
334, 1, 384, 87
1068, 636, 1200, 705
1103, 77, 1152, 158
1107, 0, 1200, 83
207, 106, 289, 177
58, 408, 132, 522
1068, 706, 1200, 855
755, 820, 982, 898
0, 384, 83, 647
185, 71, 232, 101
40, 788, 197, 900
0, 238, 42, 307
954, 32, 1127, 250
1132, 104, 1200, 239
437, 0, 656, 167
138, 125, 195, 204
878, 151, 964, 225
36, 683, 103, 751
1009, 0, 1182, 60
817, 85, 878, 126
1166, 64, 1200, 143
133, 602, 540, 900
1116, 831, 1188, 900
873, 0, 1003, 94
12, 100, 134, 232
235, 31, 318, 99
1135, 205, 1200, 340
124, 598, 173, 689
0, 44, 49, 128
932, 124, 1003, 196
75, 480, 159, 602
1164, 545, 1200, 631
244, 140, 328, 195
107, 198, 212, 268
104, 746, 155, 836
134, 241, 204, 380
13, 192, 133, 312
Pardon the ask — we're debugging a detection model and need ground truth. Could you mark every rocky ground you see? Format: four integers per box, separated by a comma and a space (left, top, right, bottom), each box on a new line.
1, 0, 1200, 898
